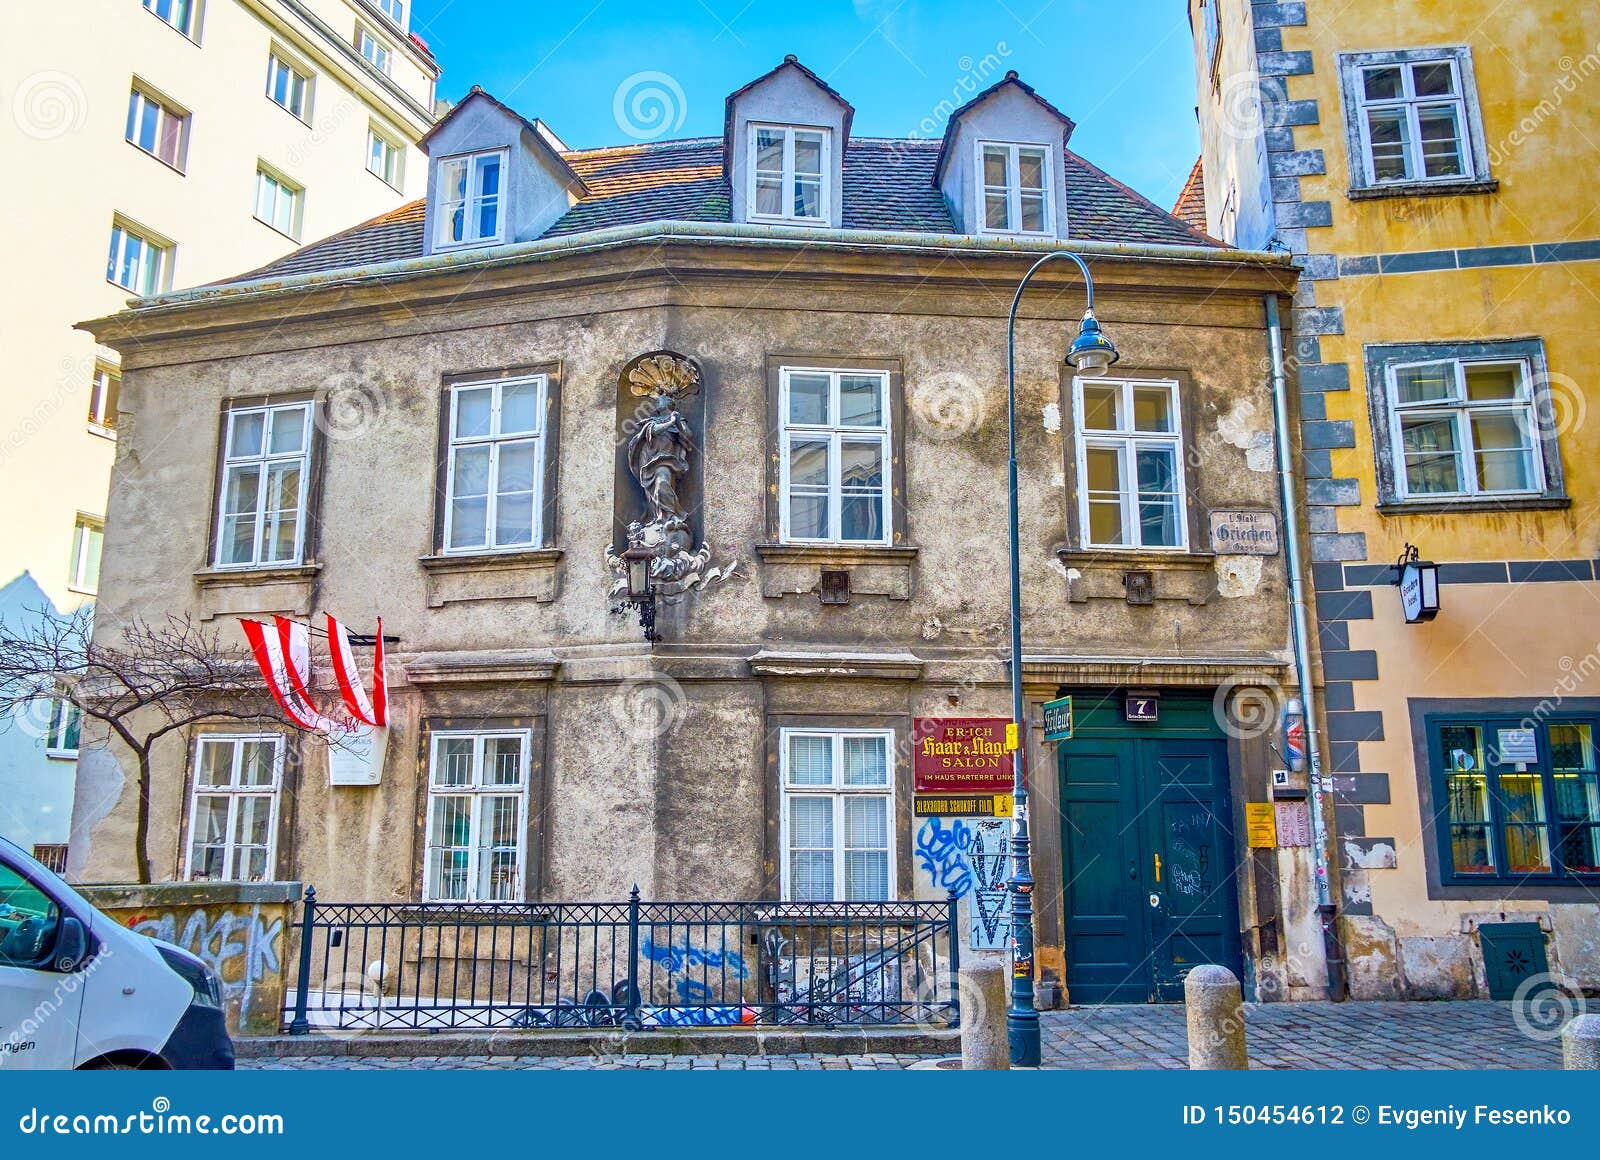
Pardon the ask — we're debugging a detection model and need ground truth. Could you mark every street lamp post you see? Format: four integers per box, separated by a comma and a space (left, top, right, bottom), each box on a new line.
1004, 250, 1118, 1067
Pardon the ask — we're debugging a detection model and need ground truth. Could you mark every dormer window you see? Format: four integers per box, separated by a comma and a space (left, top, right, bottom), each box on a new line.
749, 124, 829, 223
979, 142, 1052, 234
435, 149, 505, 250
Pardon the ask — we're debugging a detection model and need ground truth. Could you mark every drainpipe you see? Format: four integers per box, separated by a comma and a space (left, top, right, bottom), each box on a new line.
1264, 293, 1346, 1001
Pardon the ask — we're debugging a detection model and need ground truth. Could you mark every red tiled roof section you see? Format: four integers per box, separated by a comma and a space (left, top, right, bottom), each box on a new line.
1172, 157, 1207, 232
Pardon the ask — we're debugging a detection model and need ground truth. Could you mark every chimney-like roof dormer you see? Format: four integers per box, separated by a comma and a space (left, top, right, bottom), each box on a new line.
420, 87, 589, 256
724, 55, 853, 229
934, 71, 1076, 239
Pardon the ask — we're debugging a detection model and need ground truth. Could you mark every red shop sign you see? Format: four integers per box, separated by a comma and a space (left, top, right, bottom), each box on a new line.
913, 717, 1015, 793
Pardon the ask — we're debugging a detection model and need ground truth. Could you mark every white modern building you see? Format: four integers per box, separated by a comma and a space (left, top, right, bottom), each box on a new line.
0, 0, 438, 865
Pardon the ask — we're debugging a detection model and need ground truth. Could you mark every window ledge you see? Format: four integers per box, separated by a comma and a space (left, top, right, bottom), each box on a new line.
1348, 179, 1498, 201
1056, 547, 1214, 570
756, 543, 918, 602
748, 649, 924, 680
1377, 496, 1569, 516
1056, 547, 1220, 607
193, 563, 319, 620
194, 563, 321, 586
45, 749, 79, 762
755, 543, 918, 565
419, 548, 562, 607
86, 422, 117, 441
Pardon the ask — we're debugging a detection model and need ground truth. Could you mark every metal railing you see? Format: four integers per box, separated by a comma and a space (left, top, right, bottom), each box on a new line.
286, 887, 960, 1033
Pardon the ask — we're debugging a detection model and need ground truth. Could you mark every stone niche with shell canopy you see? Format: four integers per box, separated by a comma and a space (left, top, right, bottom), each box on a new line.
605, 350, 738, 614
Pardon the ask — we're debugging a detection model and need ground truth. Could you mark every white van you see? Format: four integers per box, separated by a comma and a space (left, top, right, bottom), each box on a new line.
0, 834, 234, 1070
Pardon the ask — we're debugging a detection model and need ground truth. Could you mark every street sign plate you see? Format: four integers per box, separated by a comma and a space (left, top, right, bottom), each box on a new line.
1042, 696, 1073, 742
914, 794, 1014, 818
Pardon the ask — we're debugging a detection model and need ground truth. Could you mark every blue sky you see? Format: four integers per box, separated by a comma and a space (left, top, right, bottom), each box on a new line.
408, 0, 1203, 210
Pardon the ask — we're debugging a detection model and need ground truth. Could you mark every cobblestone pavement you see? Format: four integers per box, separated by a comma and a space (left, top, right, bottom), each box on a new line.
240, 1001, 1565, 1070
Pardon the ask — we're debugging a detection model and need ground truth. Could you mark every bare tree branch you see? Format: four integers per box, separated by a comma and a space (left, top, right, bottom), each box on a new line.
0, 607, 342, 883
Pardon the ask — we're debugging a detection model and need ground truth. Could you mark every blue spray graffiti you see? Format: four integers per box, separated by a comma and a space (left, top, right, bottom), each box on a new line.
641, 935, 748, 1004
916, 816, 975, 898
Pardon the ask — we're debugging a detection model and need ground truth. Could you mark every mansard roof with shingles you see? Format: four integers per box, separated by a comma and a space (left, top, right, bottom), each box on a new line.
227, 133, 1216, 285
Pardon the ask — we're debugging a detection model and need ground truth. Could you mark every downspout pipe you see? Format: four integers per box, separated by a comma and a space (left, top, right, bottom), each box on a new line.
1264, 293, 1346, 1001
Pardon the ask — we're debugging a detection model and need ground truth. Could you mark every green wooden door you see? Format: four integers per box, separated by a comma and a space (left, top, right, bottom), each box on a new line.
1058, 739, 1149, 1003
1060, 697, 1244, 1004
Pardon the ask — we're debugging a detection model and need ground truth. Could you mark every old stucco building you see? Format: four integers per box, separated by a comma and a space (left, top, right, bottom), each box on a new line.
78, 59, 1324, 1006
1188, 0, 1600, 1001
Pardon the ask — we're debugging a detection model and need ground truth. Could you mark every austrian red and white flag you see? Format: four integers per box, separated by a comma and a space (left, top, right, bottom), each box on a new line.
327, 614, 388, 728
240, 616, 344, 733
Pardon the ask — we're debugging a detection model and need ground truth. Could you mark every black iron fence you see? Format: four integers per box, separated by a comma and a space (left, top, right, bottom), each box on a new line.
286, 887, 960, 1033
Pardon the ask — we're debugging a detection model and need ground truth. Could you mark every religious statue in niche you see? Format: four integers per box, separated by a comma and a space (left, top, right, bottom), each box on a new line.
606, 352, 737, 605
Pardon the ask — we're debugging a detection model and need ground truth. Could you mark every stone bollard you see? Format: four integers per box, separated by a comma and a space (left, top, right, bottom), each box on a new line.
1185, 964, 1249, 1070
959, 951, 1011, 1070
1562, 1013, 1600, 1069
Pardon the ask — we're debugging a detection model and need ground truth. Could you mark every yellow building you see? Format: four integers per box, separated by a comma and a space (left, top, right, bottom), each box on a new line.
0, 0, 437, 860
1190, 0, 1600, 1000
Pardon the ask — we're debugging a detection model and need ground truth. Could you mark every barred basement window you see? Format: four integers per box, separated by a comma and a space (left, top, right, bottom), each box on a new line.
424, 731, 528, 902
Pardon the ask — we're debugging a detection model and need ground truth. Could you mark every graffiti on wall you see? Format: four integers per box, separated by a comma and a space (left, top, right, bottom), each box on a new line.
126, 906, 284, 1015
915, 816, 975, 897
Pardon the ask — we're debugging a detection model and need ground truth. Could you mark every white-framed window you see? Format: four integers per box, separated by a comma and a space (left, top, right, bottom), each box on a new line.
780, 729, 895, 903
443, 376, 546, 554
213, 401, 312, 568
68, 515, 103, 594
1343, 49, 1483, 187
978, 141, 1052, 235
143, 0, 198, 39
125, 85, 187, 170
373, 0, 407, 29
266, 52, 312, 121
1387, 358, 1543, 499
367, 125, 404, 188
357, 26, 392, 74
106, 219, 170, 295
253, 166, 304, 239
88, 363, 120, 435
423, 731, 529, 902
748, 124, 828, 223
434, 149, 506, 249
45, 699, 81, 760
1073, 377, 1188, 550
778, 367, 891, 545
185, 734, 282, 882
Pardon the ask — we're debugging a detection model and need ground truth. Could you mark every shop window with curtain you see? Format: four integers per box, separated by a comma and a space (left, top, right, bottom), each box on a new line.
1430, 715, 1600, 884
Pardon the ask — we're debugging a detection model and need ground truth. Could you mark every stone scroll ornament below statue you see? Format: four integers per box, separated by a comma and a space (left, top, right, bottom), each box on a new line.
606, 352, 738, 609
